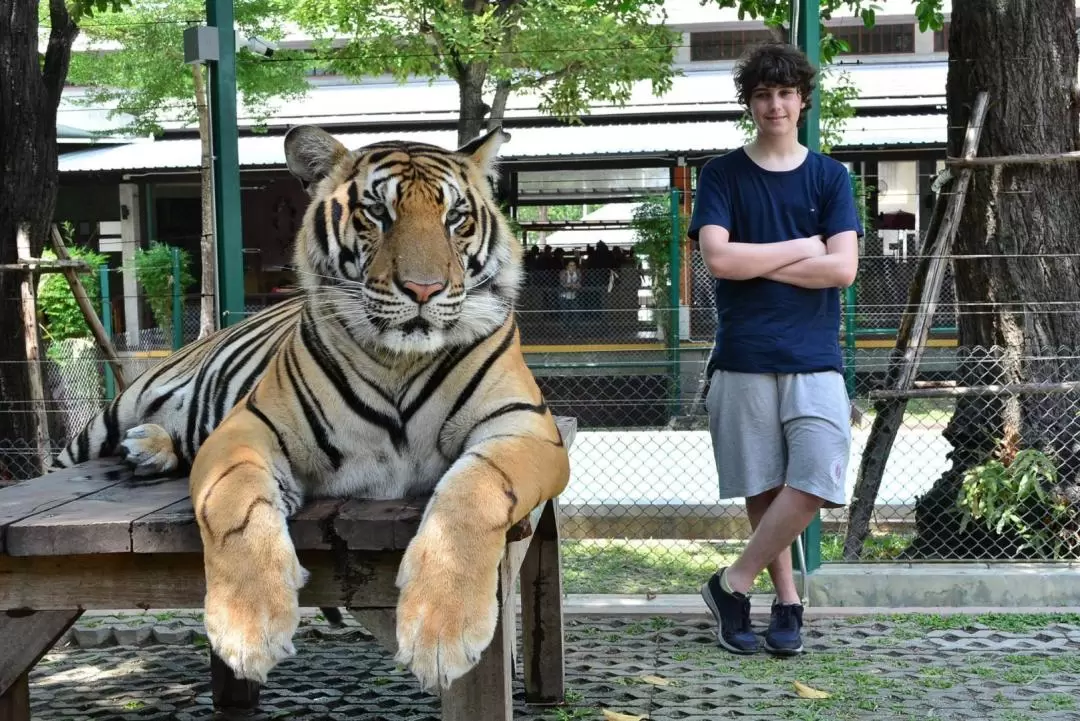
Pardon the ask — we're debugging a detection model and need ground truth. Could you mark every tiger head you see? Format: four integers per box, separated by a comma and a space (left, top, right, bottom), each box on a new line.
283, 125, 521, 356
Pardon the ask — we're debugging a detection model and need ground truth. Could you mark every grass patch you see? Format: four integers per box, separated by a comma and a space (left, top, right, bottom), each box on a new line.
560, 539, 773, 595
560, 532, 912, 595
859, 397, 955, 425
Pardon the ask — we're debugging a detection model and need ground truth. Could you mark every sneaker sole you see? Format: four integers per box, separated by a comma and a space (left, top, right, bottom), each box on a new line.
699, 582, 757, 655
763, 640, 804, 657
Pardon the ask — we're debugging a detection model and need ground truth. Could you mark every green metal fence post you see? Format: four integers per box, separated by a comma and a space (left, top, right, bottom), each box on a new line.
669, 188, 682, 415
99, 267, 116, 400
794, 0, 823, 576
171, 247, 183, 351
206, 0, 245, 329
844, 284, 857, 395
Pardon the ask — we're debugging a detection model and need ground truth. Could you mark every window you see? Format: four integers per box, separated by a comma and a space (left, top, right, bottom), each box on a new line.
829, 22, 915, 54
933, 22, 949, 52
689, 28, 782, 61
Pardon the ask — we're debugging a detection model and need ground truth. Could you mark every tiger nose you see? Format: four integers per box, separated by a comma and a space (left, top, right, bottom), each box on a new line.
402, 280, 445, 303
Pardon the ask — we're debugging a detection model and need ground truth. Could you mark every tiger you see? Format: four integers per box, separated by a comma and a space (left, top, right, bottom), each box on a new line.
50, 124, 572, 692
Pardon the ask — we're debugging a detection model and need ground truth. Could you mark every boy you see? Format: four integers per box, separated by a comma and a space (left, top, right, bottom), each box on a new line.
688, 41, 862, 656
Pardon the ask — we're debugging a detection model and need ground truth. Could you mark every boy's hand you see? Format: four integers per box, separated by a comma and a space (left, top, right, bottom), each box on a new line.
798, 235, 826, 258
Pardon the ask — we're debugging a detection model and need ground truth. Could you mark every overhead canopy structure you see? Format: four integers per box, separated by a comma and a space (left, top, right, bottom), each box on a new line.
58, 113, 947, 176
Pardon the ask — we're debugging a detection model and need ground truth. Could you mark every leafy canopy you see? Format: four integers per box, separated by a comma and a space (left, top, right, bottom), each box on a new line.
65, 0, 311, 136
291, 0, 680, 123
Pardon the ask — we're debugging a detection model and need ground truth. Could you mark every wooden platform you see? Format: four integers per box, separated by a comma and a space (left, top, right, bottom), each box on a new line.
0, 417, 576, 720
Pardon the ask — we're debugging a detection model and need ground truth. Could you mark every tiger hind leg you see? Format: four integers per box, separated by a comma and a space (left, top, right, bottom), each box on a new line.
119, 423, 181, 476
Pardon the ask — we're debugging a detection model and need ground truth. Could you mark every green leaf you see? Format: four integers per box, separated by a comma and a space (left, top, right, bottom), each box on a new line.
69, 0, 311, 139
291, 0, 678, 136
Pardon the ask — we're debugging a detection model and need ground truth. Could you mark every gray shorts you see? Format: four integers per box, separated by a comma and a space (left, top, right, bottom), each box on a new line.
705, 369, 851, 508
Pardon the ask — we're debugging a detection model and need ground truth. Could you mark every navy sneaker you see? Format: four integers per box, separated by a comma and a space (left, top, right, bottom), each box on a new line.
764, 599, 804, 656
700, 568, 758, 654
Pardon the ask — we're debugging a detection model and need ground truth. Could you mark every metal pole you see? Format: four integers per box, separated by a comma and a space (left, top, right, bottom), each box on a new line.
668, 188, 682, 416
99, 267, 115, 400
793, 0, 823, 577
171, 247, 184, 350
206, 0, 244, 328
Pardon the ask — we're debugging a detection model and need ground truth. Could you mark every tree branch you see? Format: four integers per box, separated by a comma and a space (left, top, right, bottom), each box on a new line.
43, 0, 80, 112
527, 61, 587, 88
487, 78, 512, 130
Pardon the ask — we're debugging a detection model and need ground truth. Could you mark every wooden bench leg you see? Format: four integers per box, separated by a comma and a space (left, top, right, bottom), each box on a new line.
520, 500, 565, 705
0, 674, 30, 721
0, 609, 82, 721
210, 653, 261, 711
441, 557, 515, 721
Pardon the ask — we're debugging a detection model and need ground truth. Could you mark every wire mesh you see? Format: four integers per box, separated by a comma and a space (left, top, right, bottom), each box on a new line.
3, 232, 1080, 595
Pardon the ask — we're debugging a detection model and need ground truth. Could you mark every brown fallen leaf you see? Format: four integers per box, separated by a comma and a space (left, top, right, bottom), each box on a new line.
793, 680, 831, 699
640, 675, 671, 686
602, 710, 649, 721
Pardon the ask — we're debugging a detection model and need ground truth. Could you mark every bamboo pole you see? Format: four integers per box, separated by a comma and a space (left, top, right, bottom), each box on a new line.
16, 224, 50, 470
842, 91, 990, 561
0, 259, 90, 272
49, 225, 127, 391
947, 150, 1080, 168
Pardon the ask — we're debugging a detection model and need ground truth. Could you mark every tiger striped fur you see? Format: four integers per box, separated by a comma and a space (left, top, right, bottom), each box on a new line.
51, 125, 571, 692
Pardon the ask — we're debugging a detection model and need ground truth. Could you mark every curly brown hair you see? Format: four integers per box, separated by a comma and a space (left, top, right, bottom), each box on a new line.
733, 41, 817, 124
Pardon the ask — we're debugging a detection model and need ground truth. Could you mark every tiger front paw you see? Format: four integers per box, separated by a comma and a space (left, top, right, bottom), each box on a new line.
393, 531, 500, 692
119, 423, 180, 476
204, 554, 308, 683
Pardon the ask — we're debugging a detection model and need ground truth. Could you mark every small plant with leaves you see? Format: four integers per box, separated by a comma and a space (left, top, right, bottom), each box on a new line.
133, 242, 195, 336
36, 232, 109, 363
957, 447, 1077, 558
630, 195, 687, 340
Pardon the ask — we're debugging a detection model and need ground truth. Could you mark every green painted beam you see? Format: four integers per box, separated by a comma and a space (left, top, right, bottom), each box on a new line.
794, 0, 824, 577
206, 0, 245, 328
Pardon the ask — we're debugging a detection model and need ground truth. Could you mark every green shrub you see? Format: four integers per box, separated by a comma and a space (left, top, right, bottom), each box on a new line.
36, 245, 109, 351
133, 242, 194, 334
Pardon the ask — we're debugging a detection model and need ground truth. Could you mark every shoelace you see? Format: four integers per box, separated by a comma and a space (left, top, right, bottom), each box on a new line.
773, 604, 797, 631
735, 596, 753, 632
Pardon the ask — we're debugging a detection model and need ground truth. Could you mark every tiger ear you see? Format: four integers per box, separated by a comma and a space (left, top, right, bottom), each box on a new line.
458, 126, 510, 182
284, 125, 348, 185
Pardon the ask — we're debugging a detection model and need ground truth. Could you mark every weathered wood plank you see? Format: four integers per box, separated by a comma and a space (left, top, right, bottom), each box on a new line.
6, 477, 191, 556
333, 499, 424, 550
520, 500, 565, 704
554, 416, 577, 450
0, 550, 402, 610
211, 652, 261, 711
0, 609, 82, 697
0, 673, 30, 721
440, 550, 515, 721
0, 459, 132, 553
130, 497, 200, 553
288, 498, 346, 551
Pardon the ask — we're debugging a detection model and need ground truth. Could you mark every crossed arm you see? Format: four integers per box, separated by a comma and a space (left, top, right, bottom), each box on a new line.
698, 224, 858, 289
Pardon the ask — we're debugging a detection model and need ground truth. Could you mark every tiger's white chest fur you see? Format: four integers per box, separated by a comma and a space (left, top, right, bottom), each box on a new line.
309, 430, 454, 499
284, 346, 479, 501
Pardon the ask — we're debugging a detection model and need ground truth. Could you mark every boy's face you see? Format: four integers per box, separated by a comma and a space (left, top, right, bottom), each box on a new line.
748, 83, 803, 138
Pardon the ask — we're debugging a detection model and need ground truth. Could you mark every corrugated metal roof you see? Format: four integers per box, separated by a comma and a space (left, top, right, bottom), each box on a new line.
57, 115, 946, 174
57, 60, 952, 138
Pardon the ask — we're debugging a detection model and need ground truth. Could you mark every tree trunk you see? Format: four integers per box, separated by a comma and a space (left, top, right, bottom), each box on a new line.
0, 0, 78, 479
487, 78, 512, 131
904, 0, 1080, 559
193, 63, 216, 340
457, 61, 490, 147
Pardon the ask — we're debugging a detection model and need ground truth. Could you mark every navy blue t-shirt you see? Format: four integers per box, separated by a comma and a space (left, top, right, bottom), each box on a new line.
688, 148, 863, 375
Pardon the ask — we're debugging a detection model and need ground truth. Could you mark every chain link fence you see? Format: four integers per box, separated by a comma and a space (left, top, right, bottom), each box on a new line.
3, 226, 1079, 595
